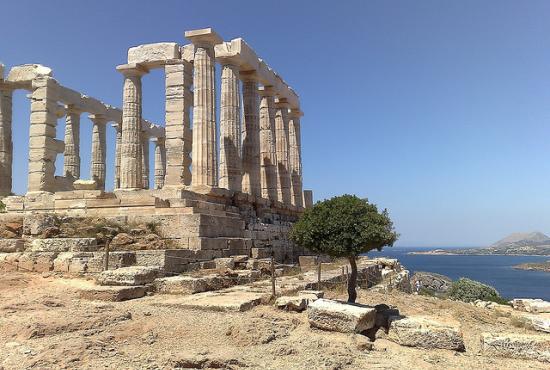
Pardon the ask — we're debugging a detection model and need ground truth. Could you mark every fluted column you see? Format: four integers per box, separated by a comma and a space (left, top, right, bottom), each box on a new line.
153, 138, 166, 189
241, 73, 261, 197
0, 81, 13, 196
90, 114, 107, 190
63, 105, 81, 180
141, 134, 150, 189
289, 108, 304, 207
164, 60, 193, 187
259, 86, 278, 201
186, 29, 222, 188
275, 99, 292, 204
116, 64, 148, 189
112, 123, 122, 189
218, 60, 242, 191
28, 76, 63, 193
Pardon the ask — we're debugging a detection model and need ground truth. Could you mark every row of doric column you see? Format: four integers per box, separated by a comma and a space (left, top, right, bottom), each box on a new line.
114, 30, 304, 207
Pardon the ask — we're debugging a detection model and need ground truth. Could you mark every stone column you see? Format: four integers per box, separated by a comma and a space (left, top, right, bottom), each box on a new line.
303, 190, 314, 209
153, 137, 166, 189
90, 114, 107, 190
185, 29, 222, 188
0, 80, 13, 196
116, 64, 148, 189
274, 99, 292, 204
164, 60, 193, 187
112, 123, 122, 189
241, 73, 261, 197
28, 76, 64, 193
289, 108, 304, 207
63, 105, 81, 180
141, 134, 150, 189
258, 86, 278, 202
218, 59, 242, 191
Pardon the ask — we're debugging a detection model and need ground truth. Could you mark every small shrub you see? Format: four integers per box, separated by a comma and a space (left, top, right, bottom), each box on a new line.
447, 278, 507, 304
0, 200, 5, 213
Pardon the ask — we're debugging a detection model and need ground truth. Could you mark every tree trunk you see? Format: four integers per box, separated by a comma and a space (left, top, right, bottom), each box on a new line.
347, 255, 358, 303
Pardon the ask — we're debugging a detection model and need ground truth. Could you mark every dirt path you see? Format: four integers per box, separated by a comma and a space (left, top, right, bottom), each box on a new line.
0, 272, 547, 369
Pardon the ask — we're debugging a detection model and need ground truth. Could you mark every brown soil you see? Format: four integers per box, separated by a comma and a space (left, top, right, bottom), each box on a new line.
0, 271, 547, 369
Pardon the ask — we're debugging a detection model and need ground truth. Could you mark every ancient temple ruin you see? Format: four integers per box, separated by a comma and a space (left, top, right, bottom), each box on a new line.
0, 28, 314, 270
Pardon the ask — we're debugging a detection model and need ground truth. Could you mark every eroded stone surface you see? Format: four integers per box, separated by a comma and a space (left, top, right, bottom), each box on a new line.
97, 266, 160, 286
307, 299, 376, 334
0, 239, 25, 253
481, 333, 550, 363
31, 238, 97, 252
512, 298, 550, 314
387, 316, 465, 351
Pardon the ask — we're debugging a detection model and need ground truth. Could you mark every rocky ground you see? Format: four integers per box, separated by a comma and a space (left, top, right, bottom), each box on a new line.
0, 271, 548, 369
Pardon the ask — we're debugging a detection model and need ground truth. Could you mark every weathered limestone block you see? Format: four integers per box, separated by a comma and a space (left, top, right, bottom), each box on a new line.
31, 238, 97, 252
17, 252, 56, 272
481, 333, 550, 362
73, 179, 98, 190
0, 239, 25, 253
512, 298, 550, 314
23, 214, 58, 236
128, 43, 180, 66
6, 64, 52, 85
154, 275, 209, 294
308, 299, 376, 333
97, 266, 160, 286
79, 285, 147, 302
0, 252, 21, 271
214, 257, 235, 269
387, 316, 465, 351
275, 296, 308, 312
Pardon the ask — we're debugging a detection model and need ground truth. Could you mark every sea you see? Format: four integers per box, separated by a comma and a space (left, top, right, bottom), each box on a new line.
368, 246, 550, 301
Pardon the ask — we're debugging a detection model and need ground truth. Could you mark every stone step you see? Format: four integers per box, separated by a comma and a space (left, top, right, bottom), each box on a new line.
79, 285, 148, 302
31, 238, 98, 252
96, 266, 161, 286
151, 290, 265, 312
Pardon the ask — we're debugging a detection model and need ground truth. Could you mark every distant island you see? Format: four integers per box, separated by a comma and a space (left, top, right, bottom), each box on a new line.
409, 232, 550, 256
513, 261, 550, 273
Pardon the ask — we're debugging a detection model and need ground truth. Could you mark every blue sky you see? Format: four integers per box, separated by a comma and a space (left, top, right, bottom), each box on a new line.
2, 0, 550, 247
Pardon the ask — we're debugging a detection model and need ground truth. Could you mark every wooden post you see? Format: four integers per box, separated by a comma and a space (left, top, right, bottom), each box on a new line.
345, 265, 349, 287
270, 253, 276, 298
104, 240, 110, 271
317, 262, 322, 290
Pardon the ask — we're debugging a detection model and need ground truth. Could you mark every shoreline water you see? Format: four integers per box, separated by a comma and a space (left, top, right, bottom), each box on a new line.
370, 246, 550, 301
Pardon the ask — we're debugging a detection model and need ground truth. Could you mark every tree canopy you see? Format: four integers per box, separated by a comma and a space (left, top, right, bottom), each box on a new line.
290, 194, 399, 302
290, 194, 399, 258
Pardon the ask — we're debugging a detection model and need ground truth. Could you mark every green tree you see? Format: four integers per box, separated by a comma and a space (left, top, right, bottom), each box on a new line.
290, 195, 398, 303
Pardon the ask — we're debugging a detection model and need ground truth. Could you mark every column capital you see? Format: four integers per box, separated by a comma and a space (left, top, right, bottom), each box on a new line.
185, 28, 223, 48
111, 122, 121, 131
274, 97, 290, 109
258, 85, 275, 97
65, 104, 83, 114
241, 71, 259, 82
116, 63, 149, 77
89, 114, 108, 124
151, 136, 165, 144
289, 108, 304, 118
